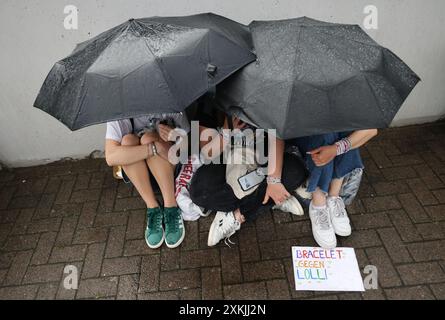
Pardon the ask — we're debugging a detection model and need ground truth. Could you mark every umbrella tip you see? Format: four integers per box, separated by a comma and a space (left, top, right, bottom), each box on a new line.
128, 18, 135, 22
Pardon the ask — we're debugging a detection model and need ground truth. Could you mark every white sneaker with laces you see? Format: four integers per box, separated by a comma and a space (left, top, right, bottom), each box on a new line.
327, 196, 352, 236
207, 211, 241, 247
309, 202, 337, 249
272, 196, 304, 216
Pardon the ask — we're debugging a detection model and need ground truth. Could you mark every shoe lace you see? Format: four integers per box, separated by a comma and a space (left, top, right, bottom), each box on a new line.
220, 215, 239, 247
224, 235, 236, 248
314, 208, 331, 230
165, 209, 179, 233
332, 197, 346, 218
148, 210, 162, 232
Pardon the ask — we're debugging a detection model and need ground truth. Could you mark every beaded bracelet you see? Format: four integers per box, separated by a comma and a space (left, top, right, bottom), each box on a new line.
335, 137, 352, 155
150, 142, 158, 156
266, 176, 282, 184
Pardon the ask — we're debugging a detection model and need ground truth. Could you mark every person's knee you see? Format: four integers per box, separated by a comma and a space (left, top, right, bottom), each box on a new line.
121, 134, 140, 146
140, 132, 159, 145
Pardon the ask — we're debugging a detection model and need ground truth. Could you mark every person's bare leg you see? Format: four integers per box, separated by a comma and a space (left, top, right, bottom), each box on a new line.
121, 134, 158, 208
140, 133, 177, 208
328, 178, 344, 197
312, 188, 327, 206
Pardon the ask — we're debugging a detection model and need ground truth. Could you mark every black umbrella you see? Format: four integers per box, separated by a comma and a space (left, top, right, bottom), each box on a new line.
216, 17, 420, 139
34, 13, 255, 130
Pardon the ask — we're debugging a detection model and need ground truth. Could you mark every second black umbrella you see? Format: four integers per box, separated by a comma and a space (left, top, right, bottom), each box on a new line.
216, 17, 420, 139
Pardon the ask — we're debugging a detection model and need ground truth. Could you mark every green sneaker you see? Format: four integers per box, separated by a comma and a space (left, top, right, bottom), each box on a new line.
163, 207, 185, 248
145, 207, 164, 249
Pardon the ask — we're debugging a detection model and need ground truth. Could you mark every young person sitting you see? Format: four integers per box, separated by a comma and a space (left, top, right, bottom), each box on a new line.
189, 104, 308, 247
292, 129, 378, 249
105, 114, 189, 249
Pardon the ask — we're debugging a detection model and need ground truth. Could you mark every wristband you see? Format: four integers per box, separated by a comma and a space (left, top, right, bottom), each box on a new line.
266, 176, 281, 185
335, 138, 352, 155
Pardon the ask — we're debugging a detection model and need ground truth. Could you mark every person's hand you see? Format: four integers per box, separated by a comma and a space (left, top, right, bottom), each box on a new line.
223, 116, 247, 130
307, 145, 337, 167
158, 124, 174, 142
262, 183, 291, 205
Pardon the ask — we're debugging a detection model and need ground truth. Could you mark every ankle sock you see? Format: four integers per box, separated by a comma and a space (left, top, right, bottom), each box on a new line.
311, 203, 327, 210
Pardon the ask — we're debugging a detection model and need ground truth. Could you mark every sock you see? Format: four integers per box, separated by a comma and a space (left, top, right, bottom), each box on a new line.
311, 203, 326, 210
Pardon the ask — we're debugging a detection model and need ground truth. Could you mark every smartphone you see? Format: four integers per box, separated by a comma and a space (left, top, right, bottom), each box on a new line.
238, 169, 266, 192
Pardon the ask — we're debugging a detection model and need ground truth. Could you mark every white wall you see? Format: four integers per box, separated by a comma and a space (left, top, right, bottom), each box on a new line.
1, 0, 444, 167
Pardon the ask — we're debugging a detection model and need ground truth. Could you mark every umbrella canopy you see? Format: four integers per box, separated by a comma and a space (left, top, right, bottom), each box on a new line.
34, 13, 255, 130
216, 17, 420, 139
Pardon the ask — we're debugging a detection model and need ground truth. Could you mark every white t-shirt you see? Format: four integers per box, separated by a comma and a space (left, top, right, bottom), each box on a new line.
105, 113, 190, 143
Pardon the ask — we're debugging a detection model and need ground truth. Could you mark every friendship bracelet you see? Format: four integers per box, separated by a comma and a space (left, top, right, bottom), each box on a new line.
335, 137, 352, 155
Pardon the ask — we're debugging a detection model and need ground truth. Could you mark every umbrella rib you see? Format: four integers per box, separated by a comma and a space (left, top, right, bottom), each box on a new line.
137, 19, 179, 43
282, 25, 303, 136
242, 80, 289, 107
71, 23, 130, 129
70, 21, 129, 56
129, 20, 182, 110
362, 72, 392, 126
140, 36, 181, 110
263, 27, 284, 74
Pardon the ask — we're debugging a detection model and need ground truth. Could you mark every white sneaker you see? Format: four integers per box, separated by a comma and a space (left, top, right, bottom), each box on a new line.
327, 196, 352, 236
200, 207, 213, 217
295, 180, 312, 201
309, 202, 337, 249
207, 211, 241, 247
272, 196, 304, 216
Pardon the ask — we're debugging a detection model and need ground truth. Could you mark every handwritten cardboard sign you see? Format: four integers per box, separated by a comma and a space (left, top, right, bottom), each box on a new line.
291, 246, 364, 292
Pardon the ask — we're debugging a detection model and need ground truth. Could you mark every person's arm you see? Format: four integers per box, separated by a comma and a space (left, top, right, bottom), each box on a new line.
262, 137, 291, 205
105, 139, 151, 167
344, 129, 378, 149
308, 129, 378, 167
267, 136, 284, 179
